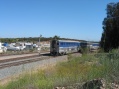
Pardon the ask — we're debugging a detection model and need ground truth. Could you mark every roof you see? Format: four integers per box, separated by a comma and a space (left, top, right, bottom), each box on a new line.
58, 40, 80, 43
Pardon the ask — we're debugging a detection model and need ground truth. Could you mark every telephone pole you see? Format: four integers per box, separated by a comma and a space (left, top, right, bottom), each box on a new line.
39, 34, 42, 43
38, 35, 42, 56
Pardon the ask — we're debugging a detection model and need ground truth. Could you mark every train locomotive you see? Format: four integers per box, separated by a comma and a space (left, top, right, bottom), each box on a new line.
50, 40, 81, 55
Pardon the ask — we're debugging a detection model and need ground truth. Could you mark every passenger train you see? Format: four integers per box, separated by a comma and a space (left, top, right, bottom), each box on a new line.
90, 43, 100, 50
50, 40, 81, 55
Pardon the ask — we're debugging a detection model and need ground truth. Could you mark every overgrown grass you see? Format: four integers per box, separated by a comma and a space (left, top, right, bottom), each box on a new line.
1, 50, 119, 89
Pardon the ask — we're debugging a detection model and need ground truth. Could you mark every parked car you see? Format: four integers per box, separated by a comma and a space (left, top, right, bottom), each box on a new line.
7, 46, 20, 51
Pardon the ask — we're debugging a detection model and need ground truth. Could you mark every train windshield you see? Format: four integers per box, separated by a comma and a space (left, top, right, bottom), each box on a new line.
51, 40, 57, 48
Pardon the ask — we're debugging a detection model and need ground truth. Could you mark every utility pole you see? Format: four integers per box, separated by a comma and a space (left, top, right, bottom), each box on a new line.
38, 35, 42, 56
39, 34, 42, 43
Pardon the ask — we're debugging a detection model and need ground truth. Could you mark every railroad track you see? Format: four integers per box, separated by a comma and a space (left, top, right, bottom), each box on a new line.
0, 52, 54, 69
0, 54, 54, 69
0, 52, 81, 82
0, 52, 80, 69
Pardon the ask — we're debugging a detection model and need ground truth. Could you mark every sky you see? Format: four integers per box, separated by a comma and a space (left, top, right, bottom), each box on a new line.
0, 0, 119, 41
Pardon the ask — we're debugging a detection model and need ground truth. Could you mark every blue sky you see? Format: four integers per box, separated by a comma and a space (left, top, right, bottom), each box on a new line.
0, 0, 119, 41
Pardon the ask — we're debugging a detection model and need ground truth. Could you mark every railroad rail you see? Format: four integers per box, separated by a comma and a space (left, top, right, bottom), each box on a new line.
0, 52, 49, 61
0, 52, 51, 69
0, 52, 80, 69
0, 56, 52, 69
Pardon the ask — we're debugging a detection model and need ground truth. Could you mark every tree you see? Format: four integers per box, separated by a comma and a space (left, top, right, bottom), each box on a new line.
53, 35, 60, 40
100, 2, 119, 52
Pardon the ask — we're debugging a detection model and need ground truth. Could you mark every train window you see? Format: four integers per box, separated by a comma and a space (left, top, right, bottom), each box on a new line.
66, 43, 68, 46
71, 43, 73, 45
62, 42, 64, 45
66, 43, 67, 45
61, 42, 63, 45
64, 43, 66, 45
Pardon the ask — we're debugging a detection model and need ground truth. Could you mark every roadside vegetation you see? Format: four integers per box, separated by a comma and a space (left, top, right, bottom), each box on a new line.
0, 49, 119, 89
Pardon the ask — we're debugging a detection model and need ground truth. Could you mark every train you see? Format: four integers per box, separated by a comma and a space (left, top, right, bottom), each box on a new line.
90, 43, 100, 50
50, 40, 81, 55
50, 40, 100, 55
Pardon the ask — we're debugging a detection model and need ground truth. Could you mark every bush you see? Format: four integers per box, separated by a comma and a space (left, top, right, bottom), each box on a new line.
80, 47, 90, 54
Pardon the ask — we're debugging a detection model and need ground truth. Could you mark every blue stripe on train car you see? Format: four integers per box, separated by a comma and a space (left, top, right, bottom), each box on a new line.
92, 44, 99, 46
59, 42, 80, 47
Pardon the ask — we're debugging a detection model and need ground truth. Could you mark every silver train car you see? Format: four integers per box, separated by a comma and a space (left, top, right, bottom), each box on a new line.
50, 40, 80, 55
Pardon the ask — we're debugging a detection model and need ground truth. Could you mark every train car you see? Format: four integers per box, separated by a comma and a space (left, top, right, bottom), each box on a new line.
50, 40, 80, 55
80, 41, 90, 48
90, 43, 100, 50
